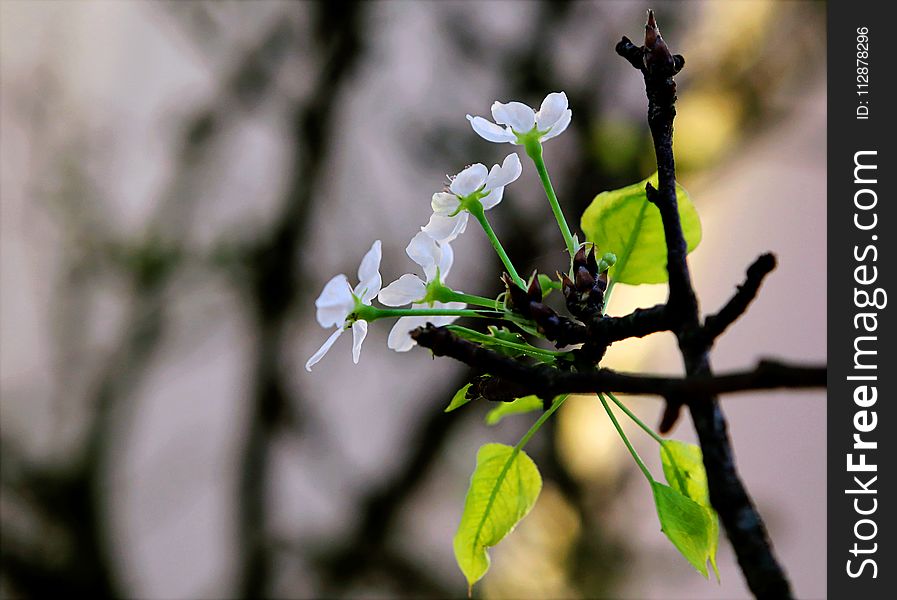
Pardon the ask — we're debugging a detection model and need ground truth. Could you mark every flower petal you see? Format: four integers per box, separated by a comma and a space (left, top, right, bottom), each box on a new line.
351, 320, 368, 364
354, 240, 382, 303
406, 230, 440, 271
541, 108, 572, 141
378, 274, 427, 306
305, 328, 343, 371
387, 301, 466, 352
315, 274, 354, 328
449, 163, 488, 197
431, 192, 460, 215
422, 211, 469, 243
479, 185, 504, 211
491, 101, 535, 133
387, 315, 427, 352
536, 92, 568, 131
428, 300, 466, 327
466, 115, 516, 143
484, 153, 522, 191
436, 240, 454, 281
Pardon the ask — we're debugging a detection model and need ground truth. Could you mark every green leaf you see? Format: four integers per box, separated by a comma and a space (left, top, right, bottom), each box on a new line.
454, 443, 542, 591
537, 273, 561, 298
484, 395, 543, 425
483, 326, 527, 357
661, 440, 710, 505
580, 172, 702, 285
652, 482, 716, 578
659, 440, 720, 580
445, 383, 473, 413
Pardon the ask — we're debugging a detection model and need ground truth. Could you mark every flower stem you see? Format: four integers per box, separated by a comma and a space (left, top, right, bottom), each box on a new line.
602, 280, 616, 315
446, 325, 570, 360
516, 394, 568, 450
358, 305, 499, 322
468, 203, 525, 289
606, 391, 665, 444
435, 288, 500, 309
524, 139, 577, 258
598, 393, 654, 484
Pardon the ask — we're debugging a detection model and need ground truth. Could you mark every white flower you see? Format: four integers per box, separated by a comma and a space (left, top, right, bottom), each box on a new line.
379, 231, 466, 352
305, 240, 382, 371
466, 91, 571, 144
421, 153, 522, 243
379, 231, 453, 306
387, 301, 466, 352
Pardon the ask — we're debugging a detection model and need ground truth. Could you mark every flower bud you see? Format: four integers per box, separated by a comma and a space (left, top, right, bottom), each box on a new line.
560, 272, 575, 300
573, 245, 590, 272
586, 245, 599, 274
575, 266, 596, 292
526, 270, 543, 303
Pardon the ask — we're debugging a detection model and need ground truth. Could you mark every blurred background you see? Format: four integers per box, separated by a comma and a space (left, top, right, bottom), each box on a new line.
0, 1, 826, 598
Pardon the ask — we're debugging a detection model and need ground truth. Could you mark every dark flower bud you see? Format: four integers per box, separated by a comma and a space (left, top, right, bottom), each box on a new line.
504, 273, 532, 316
560, 272, 575, 299
575, 266, 596, 292
586, 245, 599, 274
573, 245, 589, 272
526, 270, 543, 303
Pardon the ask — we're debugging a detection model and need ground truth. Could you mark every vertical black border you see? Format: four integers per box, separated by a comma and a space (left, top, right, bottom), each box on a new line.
828, 1, 895, 597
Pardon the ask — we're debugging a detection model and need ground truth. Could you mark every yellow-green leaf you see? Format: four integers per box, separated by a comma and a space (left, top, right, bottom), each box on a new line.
453, 443, 542, 591
652, 482, 715, 578
445, 383, 473, 412
661, 440, 710, 505
580, 172, 702, 285
659, 440, 720, 580
484, 396, 543, 425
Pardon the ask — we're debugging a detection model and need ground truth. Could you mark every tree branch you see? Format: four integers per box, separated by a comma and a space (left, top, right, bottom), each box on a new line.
703, 253, 777, 343
411, 325, 824, 398
616, 11, 794, 598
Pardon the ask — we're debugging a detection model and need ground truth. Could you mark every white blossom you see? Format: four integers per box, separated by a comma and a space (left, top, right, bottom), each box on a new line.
305, 240, 382, 371
379, 231, 453, 306
379, 231, 466, 352
466, 92, 571, 145
421, 153, 522, 243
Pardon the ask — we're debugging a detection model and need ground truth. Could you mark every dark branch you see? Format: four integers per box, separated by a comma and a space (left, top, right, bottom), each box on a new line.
411, 324, 825, 399
588, 304, 670, 344
617, 11, 793, 598
703, 253, 777, 343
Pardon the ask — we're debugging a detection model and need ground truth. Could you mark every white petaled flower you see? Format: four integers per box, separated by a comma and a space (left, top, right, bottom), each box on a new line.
305, 240, 382, 371
421, 153, 522, 243
379, 231, 466, 352
379, 231, 454, 307
466, 91, 572, 145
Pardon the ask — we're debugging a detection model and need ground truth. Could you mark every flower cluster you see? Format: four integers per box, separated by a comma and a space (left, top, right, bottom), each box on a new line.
306, 92, 573, 371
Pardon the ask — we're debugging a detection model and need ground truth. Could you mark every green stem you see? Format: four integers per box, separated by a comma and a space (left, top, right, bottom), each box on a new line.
436, 288, 500, 309
602, 280, 616, 315
598, 393, 654, 484
516, 394, 568, 450
358, 305, 499, 322
525, 140, 577, 258
606, 391, 665, 444
446, 325, 569, 360
468, 203, 525, 289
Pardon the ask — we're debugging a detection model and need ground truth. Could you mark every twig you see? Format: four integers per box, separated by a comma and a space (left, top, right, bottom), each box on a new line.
703, 253, 777, 343
411, 324, 825, 399
615, 11, 794, 598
